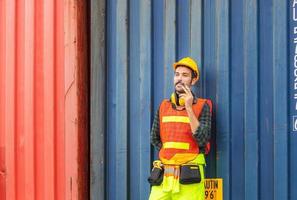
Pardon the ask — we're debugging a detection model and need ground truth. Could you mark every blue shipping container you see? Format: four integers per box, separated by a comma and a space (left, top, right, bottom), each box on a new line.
90, 0, 295, 200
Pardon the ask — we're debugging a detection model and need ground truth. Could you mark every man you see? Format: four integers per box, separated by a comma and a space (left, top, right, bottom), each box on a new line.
148, 57, 212, 200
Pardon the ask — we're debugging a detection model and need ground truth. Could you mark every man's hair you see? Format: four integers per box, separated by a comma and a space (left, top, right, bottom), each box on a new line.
191, 71, 197, 79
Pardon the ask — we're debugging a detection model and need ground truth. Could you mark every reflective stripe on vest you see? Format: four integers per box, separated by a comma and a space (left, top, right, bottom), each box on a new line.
163, 142, 190, 150
162, 116, 190, 123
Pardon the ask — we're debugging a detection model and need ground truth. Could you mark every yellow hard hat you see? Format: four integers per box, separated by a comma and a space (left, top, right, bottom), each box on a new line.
173, 57, 199, 80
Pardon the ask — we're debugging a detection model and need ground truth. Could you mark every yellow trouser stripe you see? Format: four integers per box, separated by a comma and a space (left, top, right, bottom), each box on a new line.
163, 142, 189, 150
162, 116, 190, 123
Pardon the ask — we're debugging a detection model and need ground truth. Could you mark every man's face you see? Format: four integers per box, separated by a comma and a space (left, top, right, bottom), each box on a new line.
174, 66, 197, 94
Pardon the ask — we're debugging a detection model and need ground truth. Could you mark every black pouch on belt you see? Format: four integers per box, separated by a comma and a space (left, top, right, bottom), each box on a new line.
179, 165, 201, 184
147, 167, 164, 186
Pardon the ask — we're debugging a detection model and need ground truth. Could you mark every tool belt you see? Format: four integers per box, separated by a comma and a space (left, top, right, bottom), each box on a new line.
179, 164, 201, 184
148, 160, 202, 185
147, 160, 164, 186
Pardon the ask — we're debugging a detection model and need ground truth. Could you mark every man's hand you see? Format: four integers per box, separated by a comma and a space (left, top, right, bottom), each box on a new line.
180, 85, 199, 134
179, 85, 194, 110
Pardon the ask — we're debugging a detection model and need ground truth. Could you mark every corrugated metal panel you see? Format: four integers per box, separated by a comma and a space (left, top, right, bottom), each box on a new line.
106, 0, 129, 199
103, 0, 292, 200
90, 0, 106, 199
0, 0, 89, 200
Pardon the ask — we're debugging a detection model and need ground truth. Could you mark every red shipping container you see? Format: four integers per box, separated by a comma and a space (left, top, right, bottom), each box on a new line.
0, 0, 89, 199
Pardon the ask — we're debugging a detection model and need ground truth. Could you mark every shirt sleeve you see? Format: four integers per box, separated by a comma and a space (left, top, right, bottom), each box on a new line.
193, 103, 212, 151
150, 109, 162, 150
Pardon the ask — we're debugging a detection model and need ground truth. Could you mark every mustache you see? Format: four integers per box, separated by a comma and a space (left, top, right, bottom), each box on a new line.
175, 81, 184, 86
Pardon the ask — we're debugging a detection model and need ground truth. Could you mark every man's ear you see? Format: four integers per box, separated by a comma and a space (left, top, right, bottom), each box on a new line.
191, 77, 198, 85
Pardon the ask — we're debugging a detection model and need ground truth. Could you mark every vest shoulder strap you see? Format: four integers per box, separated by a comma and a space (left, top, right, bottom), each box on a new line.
196, 98, 213, 114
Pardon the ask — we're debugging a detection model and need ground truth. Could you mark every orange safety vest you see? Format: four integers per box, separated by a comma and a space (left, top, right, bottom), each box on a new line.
159, 98, 212, 165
